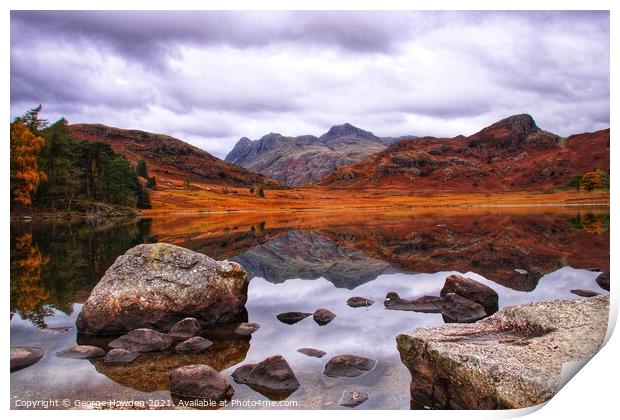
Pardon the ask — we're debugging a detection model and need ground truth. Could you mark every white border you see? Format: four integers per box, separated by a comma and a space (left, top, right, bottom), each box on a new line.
2, 1, 616, 420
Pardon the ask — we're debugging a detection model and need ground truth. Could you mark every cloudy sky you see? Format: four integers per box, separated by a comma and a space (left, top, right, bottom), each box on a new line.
11, 11, 609, 158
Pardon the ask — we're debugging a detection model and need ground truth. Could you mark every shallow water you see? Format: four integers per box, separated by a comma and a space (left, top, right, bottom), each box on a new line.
10, 209, 610, 409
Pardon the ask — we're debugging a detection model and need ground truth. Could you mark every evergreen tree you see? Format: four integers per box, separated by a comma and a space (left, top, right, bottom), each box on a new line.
135, 159, 148, 179
18, 105, 49, 134
38, 118, 74, 209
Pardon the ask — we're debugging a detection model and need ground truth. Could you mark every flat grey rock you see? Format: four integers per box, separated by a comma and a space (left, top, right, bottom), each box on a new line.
11, 347, 44, 371
56, 345, 105, 359
104, 348, 138, 364
347, 297, 374, 308
175, 336, 214, 353
297, 348, 326, 358
234, 322, 260, 335
276, 312, 312, 325
323, 354, 377, 378
109, 328, 175, 353
339, 389, 369, 407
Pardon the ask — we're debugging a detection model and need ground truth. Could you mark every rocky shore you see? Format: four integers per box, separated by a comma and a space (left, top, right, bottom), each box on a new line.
397, 295, 610, 409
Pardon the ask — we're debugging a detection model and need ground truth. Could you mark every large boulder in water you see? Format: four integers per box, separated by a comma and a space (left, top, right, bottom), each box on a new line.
76, 243, 249, 335
397, 295, 609, 409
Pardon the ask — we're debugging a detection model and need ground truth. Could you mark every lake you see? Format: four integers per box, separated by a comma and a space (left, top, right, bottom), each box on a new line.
10, 207, 610, 409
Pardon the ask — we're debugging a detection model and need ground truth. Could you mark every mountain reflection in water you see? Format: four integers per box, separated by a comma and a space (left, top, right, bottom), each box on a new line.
10, 208, 610, 409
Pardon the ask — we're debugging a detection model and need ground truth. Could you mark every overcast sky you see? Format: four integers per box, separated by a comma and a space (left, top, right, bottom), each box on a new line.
11, 11, 609, 158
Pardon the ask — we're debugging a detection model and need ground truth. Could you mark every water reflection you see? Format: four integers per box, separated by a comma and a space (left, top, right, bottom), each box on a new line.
10, 219, 153, 327
10, 208, 610, 409
79, 333, 250, 392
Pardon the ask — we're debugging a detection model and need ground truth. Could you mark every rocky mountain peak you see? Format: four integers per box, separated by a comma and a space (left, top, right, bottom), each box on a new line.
477, 114, 539, 140
320, 123, 377, 141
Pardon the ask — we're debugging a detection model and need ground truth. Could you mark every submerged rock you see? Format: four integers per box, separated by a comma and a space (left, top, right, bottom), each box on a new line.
347, 297, 374, 308
339, 389, 369, 408
397, 295, 610, 409
11, 347, 44, 371
234, 322, 260, 335
571, 289, 600, 298
297, 348, 326, 358
313, 308, 336, 325
56, 345, 105, 359
231, 355, 300, 400
168, 318, 202, 340
104, 348, 138, 364
440, 275, 499, 315
175, 337, 214, 353
323, 355, 377, 378
76, 243, 249, 335
276, 312, 312, 325
596, 271, 610, 291
109, 329, 175, 353
169, 364, 234, 402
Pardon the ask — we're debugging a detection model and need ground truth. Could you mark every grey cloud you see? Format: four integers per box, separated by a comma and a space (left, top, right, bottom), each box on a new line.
10, 11, 610, 158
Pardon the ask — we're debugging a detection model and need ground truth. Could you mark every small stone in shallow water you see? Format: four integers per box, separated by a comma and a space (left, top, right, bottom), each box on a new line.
297, 348, 326, 358
313, 308, 336, 325
169, 364, 234, 402
11, 347, 44, 371
108, 328, 175, 353
232, 355, 300, 400
323, 355, 377, 378
276, 312, 312, 325
570, 289, 600, 297
168, 317, 202, 339
175, 336, 214, 353
104, 348, 138, 364
234, 322, 260, 335
56, 345, 106, 359
339, 389, 369, 408
347, 297, 374, 308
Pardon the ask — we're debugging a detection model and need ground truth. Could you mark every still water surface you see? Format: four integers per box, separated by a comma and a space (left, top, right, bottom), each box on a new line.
10, 209, 610, 409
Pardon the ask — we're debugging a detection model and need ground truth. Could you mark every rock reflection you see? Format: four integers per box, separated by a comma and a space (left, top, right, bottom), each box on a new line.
78, 329, 250, 393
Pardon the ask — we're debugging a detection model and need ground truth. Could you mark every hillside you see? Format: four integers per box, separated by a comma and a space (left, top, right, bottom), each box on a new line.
321, 115, 610, 191
225, 123, 415, 186
68, 124, 283, 188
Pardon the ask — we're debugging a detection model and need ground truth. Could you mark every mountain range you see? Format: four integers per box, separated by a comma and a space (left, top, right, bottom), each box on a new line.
225, 123, 416, 186
321, 115, 609, 191
67, 114, 609, 194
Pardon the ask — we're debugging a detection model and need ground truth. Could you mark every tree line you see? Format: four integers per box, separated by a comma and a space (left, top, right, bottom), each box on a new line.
10, 105, 154, 212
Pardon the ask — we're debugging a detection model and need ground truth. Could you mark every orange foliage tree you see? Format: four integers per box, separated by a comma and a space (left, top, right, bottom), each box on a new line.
10, 121, 47, 207
580, 170, 603, 192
